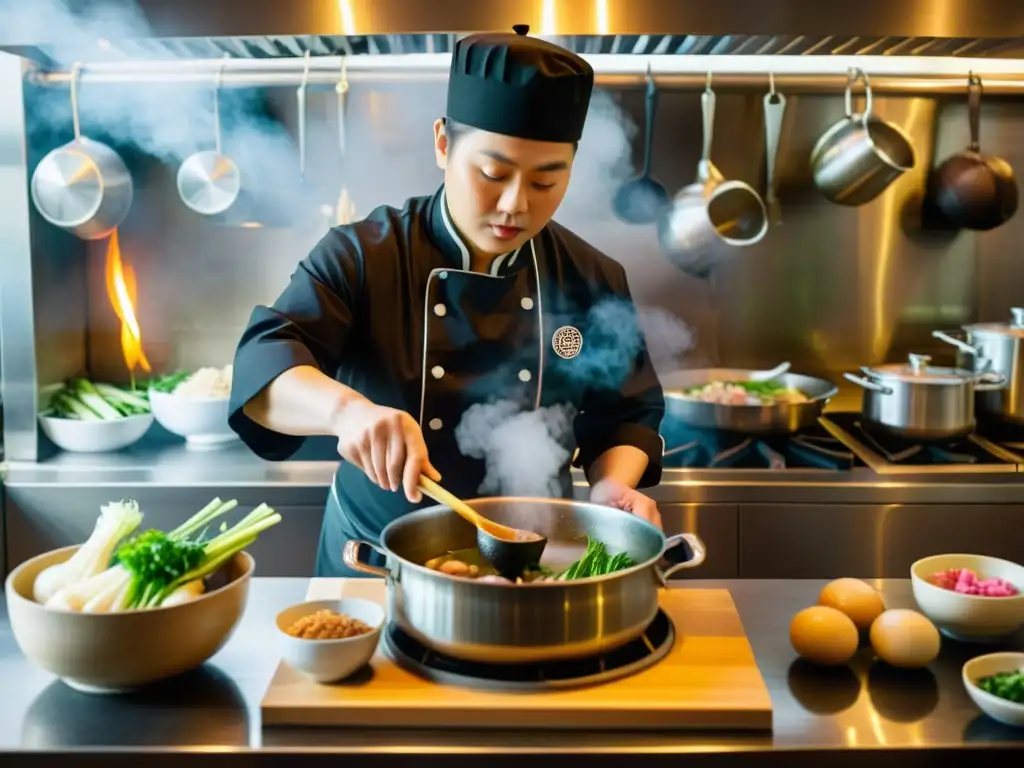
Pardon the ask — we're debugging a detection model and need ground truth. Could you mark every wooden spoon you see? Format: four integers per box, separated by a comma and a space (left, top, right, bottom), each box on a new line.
418, 476, 548, 580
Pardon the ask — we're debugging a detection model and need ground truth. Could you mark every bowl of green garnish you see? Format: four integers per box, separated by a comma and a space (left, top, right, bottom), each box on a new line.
963, 652, 1024, 727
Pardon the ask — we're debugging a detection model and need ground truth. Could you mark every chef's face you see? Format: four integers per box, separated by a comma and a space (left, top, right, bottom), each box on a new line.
433, 119, 575, 257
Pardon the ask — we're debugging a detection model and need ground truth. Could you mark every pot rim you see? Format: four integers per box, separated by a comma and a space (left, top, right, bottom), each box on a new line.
964, 307, 1024, 338
375, 496, 678, 588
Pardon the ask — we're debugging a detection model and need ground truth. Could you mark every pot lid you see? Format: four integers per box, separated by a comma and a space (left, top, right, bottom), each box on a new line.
865, 353, 977, 384
964, 307, 1024, 337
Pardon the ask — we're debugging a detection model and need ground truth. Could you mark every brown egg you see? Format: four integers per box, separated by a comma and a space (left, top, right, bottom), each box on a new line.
869, 609, 941, 669
789, 606, 859, 666
818, 578, 886, 631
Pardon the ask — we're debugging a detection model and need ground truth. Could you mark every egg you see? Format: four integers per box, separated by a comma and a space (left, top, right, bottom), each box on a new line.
869, 609, 941, 669
789, 606, 859, 666
818, 577, 886, 631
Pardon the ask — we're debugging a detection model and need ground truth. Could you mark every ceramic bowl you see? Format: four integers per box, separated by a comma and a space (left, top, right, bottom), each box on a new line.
911, 553, 1024, 642
148, 389, 237, 449
5, 545, 253, 693
276, 598, 385, 683
39, 413, 153, 453
962, 652, 1024, 727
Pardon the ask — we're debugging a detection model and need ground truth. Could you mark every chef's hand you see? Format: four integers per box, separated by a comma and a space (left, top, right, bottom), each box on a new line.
589, 478, 663, 530
333, 399, 441, 503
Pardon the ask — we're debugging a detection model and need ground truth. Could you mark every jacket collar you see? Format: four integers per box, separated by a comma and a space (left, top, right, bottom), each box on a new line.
426, 184, 530, 277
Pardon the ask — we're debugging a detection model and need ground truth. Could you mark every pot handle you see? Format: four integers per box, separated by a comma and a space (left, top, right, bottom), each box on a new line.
932, 330, 980, 357
342, 539, 390, 578
843, 372, 893, 395
975, 371, 1007, 392
657, 532, 707, 585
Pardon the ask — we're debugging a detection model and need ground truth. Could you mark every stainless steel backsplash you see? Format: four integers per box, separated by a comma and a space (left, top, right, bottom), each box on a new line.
31, 79, 1024, 401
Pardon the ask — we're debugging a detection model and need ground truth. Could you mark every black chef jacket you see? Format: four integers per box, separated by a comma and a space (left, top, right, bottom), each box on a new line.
228, 184, 665, 577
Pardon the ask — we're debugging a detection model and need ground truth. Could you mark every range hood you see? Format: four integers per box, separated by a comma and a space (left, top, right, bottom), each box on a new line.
4, 0, 1024, 65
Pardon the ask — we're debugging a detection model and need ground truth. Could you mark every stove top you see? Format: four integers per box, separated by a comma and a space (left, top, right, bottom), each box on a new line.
660, 420, 860, 471
820, 412, 1024, 474
381, 610, 675, 691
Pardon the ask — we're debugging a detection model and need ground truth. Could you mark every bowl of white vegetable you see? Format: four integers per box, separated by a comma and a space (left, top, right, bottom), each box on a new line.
147, 366, 238, 449
38, 378, 154, 453
3, 496, 282, 694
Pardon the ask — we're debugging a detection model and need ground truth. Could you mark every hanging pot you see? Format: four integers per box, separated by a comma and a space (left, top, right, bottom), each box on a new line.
926, 73, 1019, 231
177, 58, 241, 216
30, 63, 133, 240
844, 353, 1005, 441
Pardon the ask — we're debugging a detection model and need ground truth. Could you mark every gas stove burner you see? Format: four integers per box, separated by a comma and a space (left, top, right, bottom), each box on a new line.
381, 610, 675, 691
660, 423, 856, 470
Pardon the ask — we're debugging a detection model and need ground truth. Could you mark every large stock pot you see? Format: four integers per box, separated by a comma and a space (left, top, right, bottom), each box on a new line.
342, 497, 706, 664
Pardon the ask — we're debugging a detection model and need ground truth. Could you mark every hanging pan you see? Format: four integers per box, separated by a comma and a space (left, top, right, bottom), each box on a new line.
31, 63, 134, 240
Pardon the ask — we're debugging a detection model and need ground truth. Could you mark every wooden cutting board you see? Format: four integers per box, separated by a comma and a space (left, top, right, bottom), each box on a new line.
261, 579, 773, 731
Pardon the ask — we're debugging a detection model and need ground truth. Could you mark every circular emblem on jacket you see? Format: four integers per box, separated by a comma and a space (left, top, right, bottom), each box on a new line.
552, 325, 584, 360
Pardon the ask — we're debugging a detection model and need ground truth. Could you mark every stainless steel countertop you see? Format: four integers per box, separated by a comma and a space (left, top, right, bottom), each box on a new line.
8, 441, 1024, 505
1, 579, 1022, 765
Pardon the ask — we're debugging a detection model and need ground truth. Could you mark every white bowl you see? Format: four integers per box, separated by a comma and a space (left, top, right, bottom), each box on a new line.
148, 389, 238, 449
962, 652, 1024, 727
5, 545, 253, 693
911, 554, 1024, 642
275, 598, 385, 683
39, 413, 153, 453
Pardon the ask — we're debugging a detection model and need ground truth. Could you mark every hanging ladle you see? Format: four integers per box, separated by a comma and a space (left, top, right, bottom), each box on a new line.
612, 63, 669, 224
418, 476, 548, 580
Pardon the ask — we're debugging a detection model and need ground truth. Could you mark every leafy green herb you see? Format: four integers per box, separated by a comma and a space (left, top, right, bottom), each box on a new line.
559, 537, 634, 580
144, 371, 192, 394
978, 670, 1024, 704
116, 530, 206, 607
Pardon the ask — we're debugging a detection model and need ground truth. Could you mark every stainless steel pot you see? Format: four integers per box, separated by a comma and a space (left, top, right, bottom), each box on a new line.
934, 308, 1024, 424
342, 498, 706, 664
661, 364, 839, 435
658, 74, 767, 278
31, 63, 133, 240
810, 68, 916, 206
844, 353, 1005, 440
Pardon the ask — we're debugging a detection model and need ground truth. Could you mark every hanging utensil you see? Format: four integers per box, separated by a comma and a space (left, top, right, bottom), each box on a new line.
810, 68, 916, 206
418, 476, 548, 581
926, 73, 1019, 231
612, 63, 669, 225
657, 72, 768, 278
763, 72, 786, 226
31, 62, 133, 240
296, 51, 310, 186
335, 56, 356, 226
177, 57, 241, 216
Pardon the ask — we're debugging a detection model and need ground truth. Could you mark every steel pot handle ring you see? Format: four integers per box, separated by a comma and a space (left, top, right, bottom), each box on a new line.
657, 532, 707, 585
845, 67, 873, 122
843, 372, 893, 394
342, 539, 391, 578
976, 371, 1008, 391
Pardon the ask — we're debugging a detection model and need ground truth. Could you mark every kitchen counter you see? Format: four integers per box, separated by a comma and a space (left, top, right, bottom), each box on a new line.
1, 579, 1021, 766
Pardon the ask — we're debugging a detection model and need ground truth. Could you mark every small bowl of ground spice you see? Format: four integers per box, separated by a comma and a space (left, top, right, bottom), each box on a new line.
275, 598, 385, 683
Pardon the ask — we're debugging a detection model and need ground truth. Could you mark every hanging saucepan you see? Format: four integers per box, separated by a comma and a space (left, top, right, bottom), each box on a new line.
933, 307, 1024, 424
925, 73, 1019, 231
657, 72, 768, 279
843, 353, 1005, 441
177, 58, 241, 216
810, 68, 916, 206
30, 63, 133, 240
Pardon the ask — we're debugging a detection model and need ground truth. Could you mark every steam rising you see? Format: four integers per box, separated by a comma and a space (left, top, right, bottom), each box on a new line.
455, 401, 576, 498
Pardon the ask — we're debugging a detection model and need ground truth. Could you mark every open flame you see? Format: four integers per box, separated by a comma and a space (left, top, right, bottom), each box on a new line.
104, 228, 151, 386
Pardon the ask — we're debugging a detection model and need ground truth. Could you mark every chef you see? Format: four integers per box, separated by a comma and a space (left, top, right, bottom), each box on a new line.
228, 27, 666, 577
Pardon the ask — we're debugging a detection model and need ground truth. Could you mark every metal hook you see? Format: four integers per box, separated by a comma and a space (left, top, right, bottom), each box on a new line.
69, 62, 82, 141
705, 70, 713, 93
297, 51, 311, 176
336, 55, 349, 95
213, 54, 229, 155
768, 70, 776, 96
645, 61, 653, 86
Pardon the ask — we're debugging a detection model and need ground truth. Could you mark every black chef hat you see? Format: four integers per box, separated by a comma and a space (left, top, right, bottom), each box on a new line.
446, 25, 594, 144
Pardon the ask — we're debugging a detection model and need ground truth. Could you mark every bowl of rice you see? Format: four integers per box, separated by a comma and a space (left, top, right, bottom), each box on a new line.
148, 366, 238, 449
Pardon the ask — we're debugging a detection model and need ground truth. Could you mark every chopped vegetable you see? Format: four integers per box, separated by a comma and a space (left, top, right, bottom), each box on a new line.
558, 537, 634, 580
144, 371, 191, 394
37, 497, 281, 612
978, 670, 1024, 703
32, 500, 143, 604
41, 378, 152, 420
682, 380, 809, 406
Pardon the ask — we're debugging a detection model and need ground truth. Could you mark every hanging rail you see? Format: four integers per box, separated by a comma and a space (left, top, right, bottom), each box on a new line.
29, 53, 1024, 95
